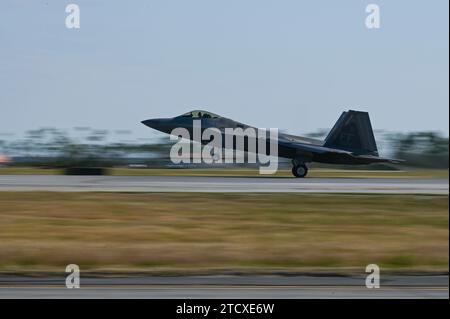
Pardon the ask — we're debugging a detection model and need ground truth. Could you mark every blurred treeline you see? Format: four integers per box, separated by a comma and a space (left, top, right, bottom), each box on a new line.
0, 128, 172, 168
385, 132, 449, 169
0, 128, 448, 169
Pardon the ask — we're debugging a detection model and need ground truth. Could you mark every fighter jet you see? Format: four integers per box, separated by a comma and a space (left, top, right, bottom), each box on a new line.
142, 109, 401, 177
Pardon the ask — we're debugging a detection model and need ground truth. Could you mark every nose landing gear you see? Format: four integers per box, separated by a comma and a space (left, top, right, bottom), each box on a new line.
292, 163, 308, 178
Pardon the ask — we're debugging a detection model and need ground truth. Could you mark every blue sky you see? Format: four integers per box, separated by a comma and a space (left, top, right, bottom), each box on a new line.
0, 0, 448, 140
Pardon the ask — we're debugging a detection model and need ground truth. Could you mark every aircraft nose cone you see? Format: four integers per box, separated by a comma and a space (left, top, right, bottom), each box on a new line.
141, 119, 157, 128
141, 118, 172, 132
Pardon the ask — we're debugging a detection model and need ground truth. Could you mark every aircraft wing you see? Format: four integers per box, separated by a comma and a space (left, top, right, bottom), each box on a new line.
280, 133, 323, 146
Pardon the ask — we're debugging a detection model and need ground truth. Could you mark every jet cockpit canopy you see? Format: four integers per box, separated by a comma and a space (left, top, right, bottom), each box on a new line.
180, 110, 220, 119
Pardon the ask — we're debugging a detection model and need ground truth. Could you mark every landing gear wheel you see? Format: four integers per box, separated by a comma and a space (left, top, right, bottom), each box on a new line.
292, 164, 308, 178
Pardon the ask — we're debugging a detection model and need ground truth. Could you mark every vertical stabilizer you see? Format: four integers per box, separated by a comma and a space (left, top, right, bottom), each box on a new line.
324, 110, 378, 156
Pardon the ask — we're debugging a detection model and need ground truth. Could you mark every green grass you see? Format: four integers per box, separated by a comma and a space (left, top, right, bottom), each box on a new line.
0, 167, 62, 175
0, 192, 447, 275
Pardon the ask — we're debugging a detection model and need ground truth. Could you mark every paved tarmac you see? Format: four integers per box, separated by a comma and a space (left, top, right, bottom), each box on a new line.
0, 275, 447, 299
0, 175, 447, 194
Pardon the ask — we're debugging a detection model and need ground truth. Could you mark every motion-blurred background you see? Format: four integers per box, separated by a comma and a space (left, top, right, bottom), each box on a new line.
0, 127, 448, 171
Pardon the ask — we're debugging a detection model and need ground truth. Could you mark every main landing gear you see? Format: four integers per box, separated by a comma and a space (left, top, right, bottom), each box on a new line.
292, 163, 308, 178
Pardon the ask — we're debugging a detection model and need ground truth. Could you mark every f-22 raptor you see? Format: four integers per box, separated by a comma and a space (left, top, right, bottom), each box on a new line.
142, 109, 401, 177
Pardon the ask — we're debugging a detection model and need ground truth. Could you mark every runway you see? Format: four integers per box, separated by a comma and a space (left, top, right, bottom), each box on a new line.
0, 175, 447, 194
0, 275, 447, 299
